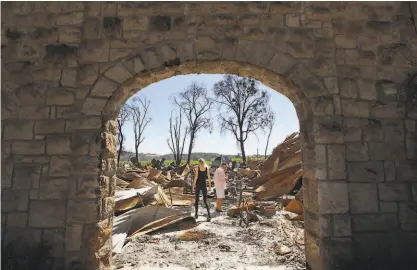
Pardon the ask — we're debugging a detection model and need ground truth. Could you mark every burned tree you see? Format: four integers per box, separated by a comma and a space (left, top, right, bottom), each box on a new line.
167, 110, 188, 165
172, 82, 213, 164
264, 112, 275, 159
126, 97, 151, 161
213, 75, 273, 163
116, 104, 131, 166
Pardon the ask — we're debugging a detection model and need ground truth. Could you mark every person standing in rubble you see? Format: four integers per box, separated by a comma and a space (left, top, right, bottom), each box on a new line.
214, 162, 228, 212
192, 158, 212, 221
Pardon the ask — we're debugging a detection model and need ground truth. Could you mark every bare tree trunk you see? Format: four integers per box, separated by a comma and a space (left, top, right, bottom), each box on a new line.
117, 133, 123, 166
264, 114, 274, 159
265, 127, 272, 159
186, 132, 195, 165
240, 139, 246, 164
179, 128, 186, 165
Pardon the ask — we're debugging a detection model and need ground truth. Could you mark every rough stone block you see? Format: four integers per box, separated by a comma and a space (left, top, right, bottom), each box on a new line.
39, 178, 68, 199
18, 105, 50, 120
318, 182, 349, 214
12, 164, 41, 190
83, 18, 101, 39
78, 40, 109, 63
90, 76, 119, 97
327, 145, 346, 180
67, 200, 99, 223
285, 14, 299, 27
46, 136, 71, 155
50, 156, 71, 177
363, 119, 383, 142
384, 161, 395, 182
348, 183, 378, 213
42, 228, 65, 257
376, 80, 398, 102
81, 97, 108, 115
103, 132, 117, 158
267, 52, 295, 75
405, 120, 416, 132
2, 190, 29, 212
58, 26, 81, 43
315, 39, 335, 59
314, 117, 343, 143
371, 103, 405, 119
4, 120, 34, 140
3, 228, 42, 248
239, 14, 260, 25
347, 162, 384, 182
79, 64, 99, 85
339, 78, 357, 98
309, 57, 337, 77
305, 211, 332, 237
369, 141, 406, 160
35, 120, 66, 134
341, 99, 369, 117
395, 161, 417, 182
56, 12, 84, 25
323, 77, 338, 94
342, 118, 363, 142
123, 16, 148, 31
61, 69, 77, 87
357, 79, 377, 100
382, 120, 404, 142
65, 224, 83, 251
304, 230, 322, 270
380, 202, 398, 213
315, 144, 326, 164
344, 49, 359, 65
352, 214, 398, 232
104, 63, 132, 84
7, 213, 28, 228
413, 184, 417, 202
332, 214, 351, 236
77, 178, 100, 199
379, 183, 408, 201
406, 133, 417, 159
335, 35, 357, 48
12, 141, 45, 155
1, 163, 14, 188
29, 200, 66, 228
46, 89, 76, 106
399, 203, 417, 231
345, 142, 369, 161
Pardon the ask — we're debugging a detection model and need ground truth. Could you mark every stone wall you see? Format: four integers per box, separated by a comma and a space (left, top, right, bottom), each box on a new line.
1, 1, 417, 270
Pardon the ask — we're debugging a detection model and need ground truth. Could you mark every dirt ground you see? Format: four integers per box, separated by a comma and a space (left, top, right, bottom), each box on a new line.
113, 198, 306, 270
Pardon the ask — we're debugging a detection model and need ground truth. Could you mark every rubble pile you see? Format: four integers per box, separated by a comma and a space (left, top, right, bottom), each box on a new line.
227, 132, 304, 222
112, 133, 305, 259
112, 163, 197, 254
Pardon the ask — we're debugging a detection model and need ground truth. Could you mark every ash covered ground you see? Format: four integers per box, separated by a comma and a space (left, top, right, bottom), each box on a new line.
113, 199, 305, 270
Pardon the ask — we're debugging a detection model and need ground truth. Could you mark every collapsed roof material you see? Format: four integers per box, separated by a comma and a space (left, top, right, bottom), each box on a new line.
112, 206, 196, 254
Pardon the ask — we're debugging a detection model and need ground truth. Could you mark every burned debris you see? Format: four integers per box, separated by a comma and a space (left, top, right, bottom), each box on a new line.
113, 132, 305, 269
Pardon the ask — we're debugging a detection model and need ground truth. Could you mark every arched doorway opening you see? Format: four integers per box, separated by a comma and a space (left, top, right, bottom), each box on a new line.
112, 73, 302, 269
78, 60, 336, 270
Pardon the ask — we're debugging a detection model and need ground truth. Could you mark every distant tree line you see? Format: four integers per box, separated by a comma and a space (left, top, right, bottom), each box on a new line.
116, 75, 275, 166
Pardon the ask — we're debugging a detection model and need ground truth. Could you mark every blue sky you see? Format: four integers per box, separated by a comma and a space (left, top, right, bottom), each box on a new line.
121, 74, 300, 156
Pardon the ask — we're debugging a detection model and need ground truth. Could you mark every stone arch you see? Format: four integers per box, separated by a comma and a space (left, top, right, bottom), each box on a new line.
73, 53, 338, 270
2, 2, 416, 270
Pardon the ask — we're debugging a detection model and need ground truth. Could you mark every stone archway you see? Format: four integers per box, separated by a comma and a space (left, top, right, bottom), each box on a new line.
1, 2, 417, 270
77, 57, 340, 270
